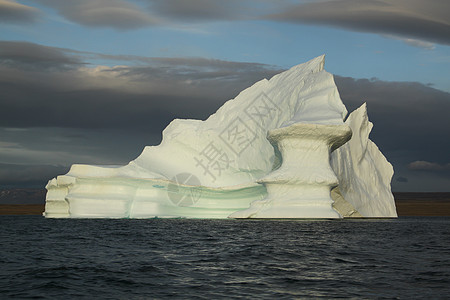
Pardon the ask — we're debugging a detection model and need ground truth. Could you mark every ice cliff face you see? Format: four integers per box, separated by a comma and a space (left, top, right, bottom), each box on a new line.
331, 104, 397, 217
44, 55, 397, 218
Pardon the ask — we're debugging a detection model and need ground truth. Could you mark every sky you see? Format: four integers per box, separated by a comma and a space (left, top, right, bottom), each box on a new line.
0, 0, 449, 192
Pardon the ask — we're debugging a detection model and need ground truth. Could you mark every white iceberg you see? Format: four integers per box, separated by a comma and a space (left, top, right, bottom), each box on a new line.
44, 55, 397, 219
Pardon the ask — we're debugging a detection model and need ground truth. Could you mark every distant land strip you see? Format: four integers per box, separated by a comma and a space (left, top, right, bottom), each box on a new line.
0, 204, 45, 215
0, 191, 449, 216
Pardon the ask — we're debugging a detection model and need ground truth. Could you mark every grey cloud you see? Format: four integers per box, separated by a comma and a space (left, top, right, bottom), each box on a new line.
396, 176, 408, 183
150, 56, 273, 69
408, 161, 450, 171
267, 0, 450, 46
37, 0, 157, 29
383, 35, 436, 50
36, 0, 277, 26
0, 42, 280, 132
149, 0, 248, 21
147, 0, 295, 22
110, 60, 282, 91
0, 0, 40, 23
0, 41, 83, 70
0, 163, 68, 188
92, 52, 279, 72
0, 126, 158, 188
406, 161, 450, 181
0, 127, 155, 165
16, 0, 450, 47
0, 80, 191, 131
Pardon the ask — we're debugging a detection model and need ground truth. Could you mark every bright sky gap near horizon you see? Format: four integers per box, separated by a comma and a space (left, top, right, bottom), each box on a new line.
0, 0, 449, 192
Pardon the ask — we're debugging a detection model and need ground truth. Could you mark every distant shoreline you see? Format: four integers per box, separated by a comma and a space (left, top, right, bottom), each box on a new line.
1, 192, 450, 216
0, 204, 45, 215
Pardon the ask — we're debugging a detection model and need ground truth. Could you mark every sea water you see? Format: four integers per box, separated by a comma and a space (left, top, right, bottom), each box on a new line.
1, 216, 449, 299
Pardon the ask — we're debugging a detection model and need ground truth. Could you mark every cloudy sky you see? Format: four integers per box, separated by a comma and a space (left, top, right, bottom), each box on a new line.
0, 0, 449, 192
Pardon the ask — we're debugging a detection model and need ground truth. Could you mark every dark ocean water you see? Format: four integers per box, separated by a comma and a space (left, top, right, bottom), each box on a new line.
1, 217, 449, 299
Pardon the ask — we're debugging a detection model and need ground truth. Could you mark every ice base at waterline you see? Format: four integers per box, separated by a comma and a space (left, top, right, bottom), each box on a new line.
44, 55, 397, 219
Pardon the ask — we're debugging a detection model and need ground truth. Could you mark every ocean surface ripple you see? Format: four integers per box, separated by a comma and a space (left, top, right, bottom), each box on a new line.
1, 217, 449, 299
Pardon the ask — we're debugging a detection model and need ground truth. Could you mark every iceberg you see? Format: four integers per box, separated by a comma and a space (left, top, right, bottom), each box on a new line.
44, 55, 397, 219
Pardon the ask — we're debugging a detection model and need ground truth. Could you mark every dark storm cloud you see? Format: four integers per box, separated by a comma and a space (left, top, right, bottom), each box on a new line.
0, 82, 207, 132
334, 76, 450, 167
0, 126, 160, 189
36, 0, 157, 29
0, 0, 40, 23
0, 41, 83, 70
0, 41, 281, 132
0, 163, 68, 188
267, 0, 450, 46
0, 127, 155, 165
